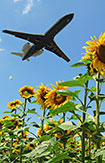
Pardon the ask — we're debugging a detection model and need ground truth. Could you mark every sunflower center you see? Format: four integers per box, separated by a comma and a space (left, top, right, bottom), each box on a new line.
41, 90, 47, 102
54, 93, 66, 105
11, 102, 17, 107
23, 90, 32, 96
96, 44, 105, 63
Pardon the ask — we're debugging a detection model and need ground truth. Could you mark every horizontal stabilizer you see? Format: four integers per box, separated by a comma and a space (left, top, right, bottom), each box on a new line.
11, 52, 30, 61
11, 52, 23, 57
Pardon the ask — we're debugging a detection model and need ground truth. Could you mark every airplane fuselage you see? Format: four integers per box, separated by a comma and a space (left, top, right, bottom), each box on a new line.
23, 35, 53, 60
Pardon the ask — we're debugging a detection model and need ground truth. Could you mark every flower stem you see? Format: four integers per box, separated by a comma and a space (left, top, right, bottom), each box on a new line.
10, 132, 13, 160
41, 108, 46, 136
96, 72, 101, 163
19, 98, 27, 163
88, 136, 91, 163
81, 81, 88, 163
63, 112, 66, 122
62, 112, 68, 163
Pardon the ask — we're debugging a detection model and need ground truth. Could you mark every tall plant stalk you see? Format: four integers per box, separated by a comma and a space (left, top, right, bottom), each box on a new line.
62, 112, 68, 163
9, 132, 13, 160
81, 81, 88, 163
19, 98, 27, 163
41, 108, 46, 136
96, 72, 101, 163
63, 112, 66, 122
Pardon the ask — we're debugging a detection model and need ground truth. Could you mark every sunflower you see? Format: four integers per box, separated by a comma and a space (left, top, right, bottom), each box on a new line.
8, 99, 21, 110
37, 119, 72, 138
19, 85, 35, 99
0, 119, 3, 129
3, 115, 9, 119
2, 116, 20, 129
82, 33, 105, 78
45, 81, 71, 109
35, 83, 50, 109
37, 127, 46, 137
37, 120, 61, 137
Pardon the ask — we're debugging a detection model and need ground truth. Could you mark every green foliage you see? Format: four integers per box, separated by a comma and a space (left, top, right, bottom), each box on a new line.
71, 62, 86, 67
56, 90, 81, 99
50, 102, 78, 116
1, 61, 105, 162
59, 73, 93, 88
59, 121, 80, 131
46, 153, 73, 163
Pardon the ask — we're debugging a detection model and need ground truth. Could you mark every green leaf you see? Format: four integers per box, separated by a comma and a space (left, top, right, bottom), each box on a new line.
25, 137, 55, 158
56, 90, 81, 98
46, 153, 82, 163
99, 112, 105, 115
25, 143, 49, 158
3, 111, 12, 114
102, 122, 105, 129
59, 74, 92, 88
71, 62, 86, 67
83, 59, 92, 64
30, 122, 40, 128
37, 116, 48, 121
50, 102, 78, 116
36, 134, 51, 142
58, 80, 84, 87
95, 147, 105, 157
89, 94, 105, 101
30, 100, 36, 104
46, 153, 71, 163
59, 121, 80, 131
25, 117, 32, 122
1, 120, 13, 126
84, 115, 95, 123
79, 73, 93, 83
26, 108, 37, 114
11, 114, 20, 117
90, 86, 96, 92
98, 94, 105, 100
70, 114, 81, 120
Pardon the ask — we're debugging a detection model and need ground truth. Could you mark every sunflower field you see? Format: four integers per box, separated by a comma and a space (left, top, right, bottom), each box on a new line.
1, 33, 105, 163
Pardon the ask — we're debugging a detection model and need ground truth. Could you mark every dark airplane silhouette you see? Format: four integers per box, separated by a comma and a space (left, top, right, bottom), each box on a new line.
2, 13, 74, 62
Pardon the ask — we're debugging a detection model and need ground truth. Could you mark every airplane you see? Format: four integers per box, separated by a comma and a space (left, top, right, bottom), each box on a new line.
11, 42, 44, 61
2, 13, 74, 62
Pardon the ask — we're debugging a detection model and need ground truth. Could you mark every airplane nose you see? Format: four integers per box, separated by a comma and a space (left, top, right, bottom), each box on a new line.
68, 13, 74, 20
71, 13, 74, 19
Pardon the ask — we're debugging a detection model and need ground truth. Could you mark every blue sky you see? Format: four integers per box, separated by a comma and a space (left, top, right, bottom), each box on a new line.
0, 0, 105, 125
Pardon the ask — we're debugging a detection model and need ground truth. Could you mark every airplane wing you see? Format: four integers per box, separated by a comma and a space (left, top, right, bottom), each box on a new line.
45, 40, 70, 62
2, 30, 44, 44
45, 13, 74, 38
